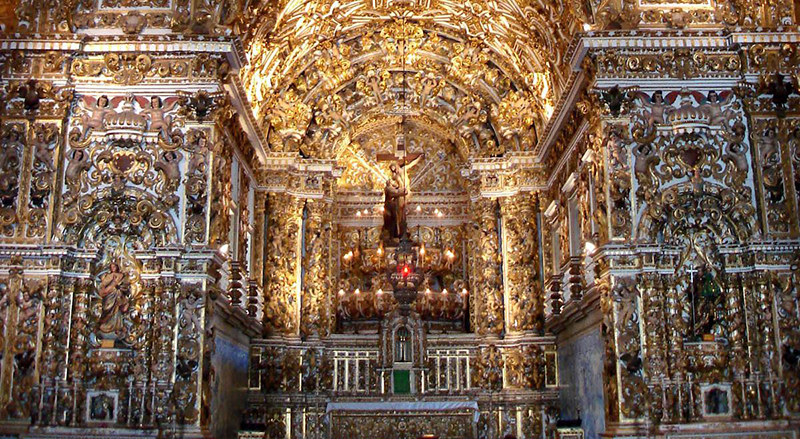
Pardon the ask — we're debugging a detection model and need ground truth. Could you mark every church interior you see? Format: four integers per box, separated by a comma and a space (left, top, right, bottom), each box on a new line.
0, 0, 798, 438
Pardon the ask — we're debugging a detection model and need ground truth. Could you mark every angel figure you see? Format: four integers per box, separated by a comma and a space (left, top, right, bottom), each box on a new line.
638, 90, 671, 130
701, 91, 735, 127
180, 292, 204, 333
32, 125, 57, 172
65, 149, 91, 194
154, 150, 183, 186
759, 127, 780, 166
78, 95, 112, 135
187, 132, 210, 175
141, 96, 177, 139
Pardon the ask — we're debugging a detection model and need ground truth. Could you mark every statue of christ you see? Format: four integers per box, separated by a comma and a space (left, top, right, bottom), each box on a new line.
377, 138, 424, 244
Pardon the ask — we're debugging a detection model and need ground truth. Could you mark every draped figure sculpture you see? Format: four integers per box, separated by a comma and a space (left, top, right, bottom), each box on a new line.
380, 152, 424, 244
98, 262, 130, 338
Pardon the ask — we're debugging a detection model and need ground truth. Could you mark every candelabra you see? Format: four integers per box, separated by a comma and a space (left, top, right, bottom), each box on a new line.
389, 234, 423, 315
338, 220, 466, 320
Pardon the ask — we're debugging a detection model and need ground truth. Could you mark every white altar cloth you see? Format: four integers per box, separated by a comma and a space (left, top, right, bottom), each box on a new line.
326, 401, 480, 422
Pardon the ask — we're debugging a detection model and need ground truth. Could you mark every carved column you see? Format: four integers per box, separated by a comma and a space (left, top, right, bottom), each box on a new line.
542, 200, 564, 315
0, 267, 44, 421
611, 276, 646, 422
470, 197, 504, 336
500, 193, 543, 333
300, 199, 333, 338
248, 190, 267, 320
604, 124, 632, 242
170, 282, 204, 428
208, 139, 233, 250
34, 275, 71, 426
183, 128, 212, 245
263, 193, 303, 335
150, 277, 177, 427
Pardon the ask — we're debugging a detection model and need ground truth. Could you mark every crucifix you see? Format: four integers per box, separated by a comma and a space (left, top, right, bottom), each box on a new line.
687, 262, 699, 338
377, 132, 425, 243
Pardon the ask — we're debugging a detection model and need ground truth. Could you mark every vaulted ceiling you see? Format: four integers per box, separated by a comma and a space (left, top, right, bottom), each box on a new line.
237, 0, 587, 164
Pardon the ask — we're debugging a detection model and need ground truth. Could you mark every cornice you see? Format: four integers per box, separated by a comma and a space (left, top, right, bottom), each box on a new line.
0, 33, 241, 54
534, 29, 800, 183
533, 70, 586, 163
546, 120, 590, 190
226, 76, 269, 166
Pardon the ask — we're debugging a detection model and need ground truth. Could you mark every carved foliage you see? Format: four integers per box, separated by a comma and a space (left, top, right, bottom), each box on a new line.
0, 269, 43, 420
471, 345, 503, 391
300, 201, 332, 338
471, 198, 503, 335
0, 123, 26, 236
501, 194, 543, 332
612, 276, 645, 420
263, 194, 302, 334
504, 345, 545, 390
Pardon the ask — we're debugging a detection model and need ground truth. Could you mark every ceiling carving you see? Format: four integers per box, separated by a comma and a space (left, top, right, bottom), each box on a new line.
239, 0, 585, 166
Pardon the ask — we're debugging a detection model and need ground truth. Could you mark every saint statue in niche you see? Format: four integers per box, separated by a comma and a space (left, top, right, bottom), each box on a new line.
98, 262, 131, 339
689, 264, 724, 341
379, 149, 424, 244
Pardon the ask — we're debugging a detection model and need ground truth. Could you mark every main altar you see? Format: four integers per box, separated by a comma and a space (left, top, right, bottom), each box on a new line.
327, 401, 478, 439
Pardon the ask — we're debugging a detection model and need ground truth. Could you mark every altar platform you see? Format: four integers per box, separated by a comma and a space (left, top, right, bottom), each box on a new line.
327, 401, 479, 439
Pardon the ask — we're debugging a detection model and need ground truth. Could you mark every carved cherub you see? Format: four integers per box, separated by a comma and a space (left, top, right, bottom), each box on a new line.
65, 149, 91, 193
32, 125, 57, 172
180, 292, 203, 333
154, 150, 183, 185
452, 98, 486, 136
141, 96, 178, 139
185, 130, 209, 175
638, 90, 671, 129
632, 143, 658, 180
759, 127, 780, 166
78, 95, 112, 133
701, 90, 735, 127
722, 139, 749, 176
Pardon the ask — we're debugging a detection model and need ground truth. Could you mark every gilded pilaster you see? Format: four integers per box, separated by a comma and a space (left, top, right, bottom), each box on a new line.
300, 199, 333, 338
500, 193, 543, 333
263, 193, 303, 335
470, 197, 503, 336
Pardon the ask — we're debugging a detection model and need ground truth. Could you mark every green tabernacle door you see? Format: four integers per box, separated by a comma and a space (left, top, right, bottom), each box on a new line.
393, 370, 411, 394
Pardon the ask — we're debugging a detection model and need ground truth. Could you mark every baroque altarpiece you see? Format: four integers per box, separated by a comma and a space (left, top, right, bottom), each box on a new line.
0, 0, 798, 438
